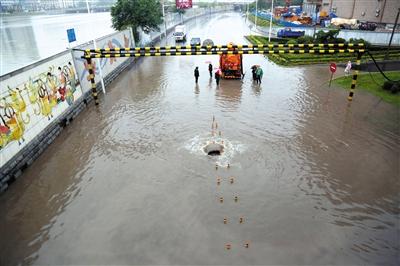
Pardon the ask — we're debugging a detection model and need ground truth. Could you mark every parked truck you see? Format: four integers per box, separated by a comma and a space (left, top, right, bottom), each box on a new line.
219, 44, 243, 79
173, 25, 186, 42
277, 28, 305, 38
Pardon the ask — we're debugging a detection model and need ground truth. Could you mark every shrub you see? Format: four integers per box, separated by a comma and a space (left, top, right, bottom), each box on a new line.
349, 38, 371, 48
383, 81, 400, 94
297, 36, 314, 44
315, 29, 340, 43
286, 39, 297, 45
335, 38, 346, 44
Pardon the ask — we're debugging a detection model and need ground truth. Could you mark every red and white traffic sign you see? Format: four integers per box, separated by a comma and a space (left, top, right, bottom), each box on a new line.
330, 63, 337, 73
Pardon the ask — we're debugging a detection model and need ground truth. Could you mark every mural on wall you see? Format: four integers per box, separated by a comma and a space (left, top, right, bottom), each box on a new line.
73, 30, 133, 92
0, 62, 80, 150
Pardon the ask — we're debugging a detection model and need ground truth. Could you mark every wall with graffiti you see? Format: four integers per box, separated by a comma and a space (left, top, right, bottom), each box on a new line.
73, 29, 134, 93
0, 52, 83, 168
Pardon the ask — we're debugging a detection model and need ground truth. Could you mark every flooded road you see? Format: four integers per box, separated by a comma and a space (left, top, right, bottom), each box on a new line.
0, 13, 399, 265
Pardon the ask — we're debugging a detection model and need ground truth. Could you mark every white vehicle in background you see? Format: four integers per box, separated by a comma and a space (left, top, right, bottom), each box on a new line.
174, 25, 186, 42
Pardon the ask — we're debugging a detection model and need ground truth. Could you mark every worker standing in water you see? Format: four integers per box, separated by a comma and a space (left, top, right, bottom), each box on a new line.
194, 66, 200, 83
208, 63, 213, 78
251, 65, 257, 82
215, 69, 221, 86
256, 66, 263, 84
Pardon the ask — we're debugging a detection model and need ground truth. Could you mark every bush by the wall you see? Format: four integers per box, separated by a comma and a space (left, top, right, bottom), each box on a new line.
297, 36, 314, 44
383, 81, 400, 94
348, 38, 371, 48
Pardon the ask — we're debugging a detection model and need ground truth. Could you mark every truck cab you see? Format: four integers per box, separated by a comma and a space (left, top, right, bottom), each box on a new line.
174, 25, 186, 42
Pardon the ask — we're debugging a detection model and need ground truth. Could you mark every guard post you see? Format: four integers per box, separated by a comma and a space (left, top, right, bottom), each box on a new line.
85, 50, 99, 105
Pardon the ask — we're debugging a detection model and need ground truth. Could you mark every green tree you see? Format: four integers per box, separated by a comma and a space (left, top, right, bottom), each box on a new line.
111, 0, 163, 41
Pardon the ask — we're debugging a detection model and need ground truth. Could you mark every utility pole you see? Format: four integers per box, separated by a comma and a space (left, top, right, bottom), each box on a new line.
268, 0, 274, 42
385, 8, 400, 60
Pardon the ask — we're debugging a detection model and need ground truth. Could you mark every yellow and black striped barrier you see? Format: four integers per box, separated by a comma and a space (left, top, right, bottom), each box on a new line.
83, 42, 364, 54
82, 48, 365, 58
348, 52, 363, 101
85, 55, 99, 106
79, 43, 365, 104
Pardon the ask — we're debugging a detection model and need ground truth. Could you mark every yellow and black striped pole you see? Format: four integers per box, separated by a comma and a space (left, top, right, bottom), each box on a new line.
86, 56, 99, 105
348, 52, 363, 101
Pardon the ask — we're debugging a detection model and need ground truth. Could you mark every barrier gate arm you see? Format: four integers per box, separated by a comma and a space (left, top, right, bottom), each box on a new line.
77, 43, 366, 105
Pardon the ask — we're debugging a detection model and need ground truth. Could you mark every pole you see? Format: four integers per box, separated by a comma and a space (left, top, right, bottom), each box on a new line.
268, 0, 274, 42
329, 72, 333, 87
86, 0, 106, 95
385, 8, 400, 60
255, 0, 258, 29
313, 4, 318, 39
348, 52, 363, 101
246, 2, 249, 23
86, 57, 99, 105
162, 1, 167, 42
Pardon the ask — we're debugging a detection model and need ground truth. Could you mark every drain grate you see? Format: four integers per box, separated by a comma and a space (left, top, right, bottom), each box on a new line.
204, 143, 224, 156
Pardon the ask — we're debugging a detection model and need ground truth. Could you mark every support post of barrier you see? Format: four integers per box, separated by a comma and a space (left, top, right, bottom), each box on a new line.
348, 52, 363, 101
86, 56, 99, 105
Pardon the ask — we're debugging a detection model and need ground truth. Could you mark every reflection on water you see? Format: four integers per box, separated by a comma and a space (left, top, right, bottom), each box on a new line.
0, 13, 398, 266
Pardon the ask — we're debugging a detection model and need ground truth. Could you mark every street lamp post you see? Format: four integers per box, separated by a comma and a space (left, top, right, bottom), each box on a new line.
312, 2, 319, 39
162, 1, 175, 44
385, 8, 400, 60
162, 1, 167, 40
255, 0, 258, 29
268, 0, 274, 42
246, 2, 249, 23
86, 0, 106, 94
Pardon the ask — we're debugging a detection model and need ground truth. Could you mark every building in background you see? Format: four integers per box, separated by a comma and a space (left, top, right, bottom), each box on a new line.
303, 0, 399, 24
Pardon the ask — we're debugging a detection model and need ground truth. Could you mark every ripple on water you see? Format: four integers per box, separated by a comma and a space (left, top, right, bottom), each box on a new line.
183, 133, 246, 167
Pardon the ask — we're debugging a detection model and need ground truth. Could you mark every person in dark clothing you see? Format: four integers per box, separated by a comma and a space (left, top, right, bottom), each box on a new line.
251, 65, 257, 82
215, 70, 221, 86
194, 67, 199, 83
208, 63, 213, 77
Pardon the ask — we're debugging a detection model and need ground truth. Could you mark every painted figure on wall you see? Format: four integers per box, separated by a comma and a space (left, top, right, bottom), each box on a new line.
0, 61, 80, 150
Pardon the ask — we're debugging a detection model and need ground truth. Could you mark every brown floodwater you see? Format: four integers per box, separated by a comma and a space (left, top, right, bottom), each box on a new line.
0, 13, 399, 265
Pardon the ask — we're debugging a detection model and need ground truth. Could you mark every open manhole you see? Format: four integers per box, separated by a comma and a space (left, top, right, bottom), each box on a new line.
204, 143, 224, 156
